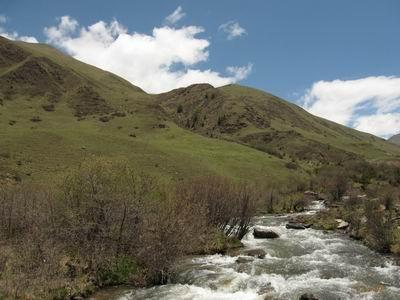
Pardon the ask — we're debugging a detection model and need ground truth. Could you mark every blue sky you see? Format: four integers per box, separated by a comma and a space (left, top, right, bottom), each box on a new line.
1, 0, 400, 137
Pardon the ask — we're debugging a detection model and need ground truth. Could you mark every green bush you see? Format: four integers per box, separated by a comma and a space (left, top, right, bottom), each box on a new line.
97, 257, 141, 286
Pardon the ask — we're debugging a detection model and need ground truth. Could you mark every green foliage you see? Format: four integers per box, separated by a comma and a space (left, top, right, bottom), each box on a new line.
391, 228, 400, 255
97, 257, 141, 286
200, 229, 242, 254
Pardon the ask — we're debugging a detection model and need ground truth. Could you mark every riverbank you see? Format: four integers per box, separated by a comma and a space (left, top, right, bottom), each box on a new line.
292, 198, 400, 262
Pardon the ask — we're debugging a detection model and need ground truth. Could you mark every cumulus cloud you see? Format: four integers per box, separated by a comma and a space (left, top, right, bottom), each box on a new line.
353, 113, 400, 138
164, 6, 185, 25
44, 16, 252, 93
302, 76, 400, 138
219, 21, 247, 40
0, 14, 38, 43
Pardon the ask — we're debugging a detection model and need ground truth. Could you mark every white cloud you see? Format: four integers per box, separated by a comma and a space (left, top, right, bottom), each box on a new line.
44, 16, 252, 93
354, 113, 400, 138
0, 14, 38, 43
226, 63, 253, 81
164, 6, 185, 25
302, 76, 400, 138
219, 21, 247, 40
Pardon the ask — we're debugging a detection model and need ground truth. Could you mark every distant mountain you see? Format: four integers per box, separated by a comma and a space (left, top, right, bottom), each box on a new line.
389, 134, 400, 145
1, 36, 400, 185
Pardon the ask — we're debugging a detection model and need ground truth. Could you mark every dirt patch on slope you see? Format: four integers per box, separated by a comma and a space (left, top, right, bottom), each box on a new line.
69, 85, 113, 117
0, 37, 29, 68
159, 84, 270, 137
0, 56, 80, 101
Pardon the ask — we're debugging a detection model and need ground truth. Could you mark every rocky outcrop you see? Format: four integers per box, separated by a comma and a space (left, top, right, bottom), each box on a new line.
253, 227, 279, 239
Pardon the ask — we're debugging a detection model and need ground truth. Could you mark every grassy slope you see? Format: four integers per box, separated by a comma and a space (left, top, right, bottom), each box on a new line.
221, 85, 400, 160
160, 83, 400, 165
0, 38, 299, 185
1, 37, 399, 186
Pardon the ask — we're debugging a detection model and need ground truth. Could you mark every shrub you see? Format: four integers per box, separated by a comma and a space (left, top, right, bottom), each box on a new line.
285, 161, 298, 170
317, 166, 349, 201
42, 103, 55, 112
30, 116, 42, 122
0, 161, 259, 298
364, 198, 393, 253
175, 176, 258, 240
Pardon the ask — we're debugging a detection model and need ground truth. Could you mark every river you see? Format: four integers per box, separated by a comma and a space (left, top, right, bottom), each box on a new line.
94, 201, 400, 300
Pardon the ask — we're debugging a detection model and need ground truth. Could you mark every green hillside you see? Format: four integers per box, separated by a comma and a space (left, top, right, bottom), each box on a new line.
0, 37, 302, 185
1, 36, 400, 185
160, 84, 400, 163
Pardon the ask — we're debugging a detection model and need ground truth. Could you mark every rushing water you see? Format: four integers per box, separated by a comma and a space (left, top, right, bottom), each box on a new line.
95, 201, 400, 300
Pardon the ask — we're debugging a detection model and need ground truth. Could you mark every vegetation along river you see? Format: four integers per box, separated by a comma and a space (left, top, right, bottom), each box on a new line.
94, 202, 400, 300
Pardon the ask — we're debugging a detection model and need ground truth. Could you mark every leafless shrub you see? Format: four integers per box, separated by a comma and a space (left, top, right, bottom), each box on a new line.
175, 176, 257, 240
364, 198, 393, 253
317, 166, 349, 201
0, 162, 260, 297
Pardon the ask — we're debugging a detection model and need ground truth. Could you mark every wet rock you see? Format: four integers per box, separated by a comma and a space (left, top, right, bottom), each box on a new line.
335, 219, 349, 230
244, 248, 266, 259
286, 222, 312, 230
299, 293, 319, 300
257, 282, 274, 295
349, 229, 363, 240
235, 256, 254, 264
253, 227, 279, 239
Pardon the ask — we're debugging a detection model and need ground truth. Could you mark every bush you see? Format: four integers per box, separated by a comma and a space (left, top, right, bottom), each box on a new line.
364, 198, 393, 253
285, 161, 298, 170
175, 176, 258, 240
317, 166, 349, 201
0, 161, 259, 298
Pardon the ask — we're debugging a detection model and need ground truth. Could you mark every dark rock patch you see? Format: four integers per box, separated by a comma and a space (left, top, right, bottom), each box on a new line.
253, 227, 279, 239
243, 248, 266, 259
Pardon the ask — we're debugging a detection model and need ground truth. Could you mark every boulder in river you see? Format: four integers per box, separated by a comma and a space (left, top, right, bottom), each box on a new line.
253, 227, 280, 239
335, 219, 349, 230
299, 293, 319, 300
244, 248, 266, 259
235, 256, 254, 264
286, 222, 312, 230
